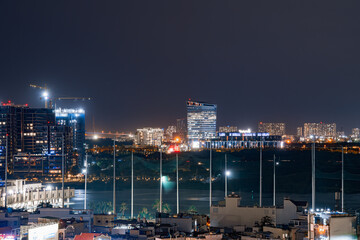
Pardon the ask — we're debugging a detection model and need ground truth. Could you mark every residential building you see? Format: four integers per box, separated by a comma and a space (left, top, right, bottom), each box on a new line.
303, 122, 336, 138
135, 128, 164, 146
187, 100, 217, 143
176, 118, 187, 139
165, 126, 177, 142
297, 127, 303, 137
258, 122, 286, 136
351, 128, 360, 138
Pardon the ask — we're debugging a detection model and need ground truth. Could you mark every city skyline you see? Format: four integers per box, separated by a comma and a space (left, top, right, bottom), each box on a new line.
1, 1, 360, 134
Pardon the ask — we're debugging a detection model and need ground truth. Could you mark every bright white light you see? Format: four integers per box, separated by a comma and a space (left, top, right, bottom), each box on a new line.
192, 141, 200, 149
93, 134, 99, 140
108, 211, 112, 215
8, 190, 13, 195
82, 169, 87, 174
276, 162, 280, 166
161, 176, 167, 182
42, 91, 49, 99
226, 170, 231, 176
46, 185, 52, 191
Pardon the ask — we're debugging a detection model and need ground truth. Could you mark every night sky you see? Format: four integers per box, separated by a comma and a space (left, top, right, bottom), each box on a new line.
1, 1, 360, 134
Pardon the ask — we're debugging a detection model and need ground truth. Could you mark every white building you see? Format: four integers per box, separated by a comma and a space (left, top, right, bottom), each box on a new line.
135, 128, 164, 146
210, 193, 307, 228
303, 122, 336, 139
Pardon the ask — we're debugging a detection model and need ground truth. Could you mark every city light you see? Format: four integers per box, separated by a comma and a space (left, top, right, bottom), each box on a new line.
93, 134, 99, 140
82, 169, 87, 174
42, 91, 49, 99
226, 170, 231, 176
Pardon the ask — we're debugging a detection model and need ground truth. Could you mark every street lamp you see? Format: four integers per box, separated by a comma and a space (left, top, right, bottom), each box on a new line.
273, 154, 280, 206
82, 167, 87, 210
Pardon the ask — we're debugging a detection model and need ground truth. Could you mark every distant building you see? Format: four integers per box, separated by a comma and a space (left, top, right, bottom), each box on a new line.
165, 126, 177, 141
187, 100, 217, 143
258, 122, 286, 136
219, 126, 238, 133
0, 102, 73, 177
213, 132, 282, 149
210, 193, 307, 228
303, 122, 336, 138
176, 118, 187, 139
351, 128, 360, 138
135, 128, 164, 146
55, 108, 86, 166
297, 127, 303, 137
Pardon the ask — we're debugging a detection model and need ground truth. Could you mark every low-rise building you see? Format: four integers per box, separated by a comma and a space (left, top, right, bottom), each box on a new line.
210, 193, 307, 228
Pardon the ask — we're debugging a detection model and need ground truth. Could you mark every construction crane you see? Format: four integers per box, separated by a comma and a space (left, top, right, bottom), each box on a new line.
29, 84, 50, 108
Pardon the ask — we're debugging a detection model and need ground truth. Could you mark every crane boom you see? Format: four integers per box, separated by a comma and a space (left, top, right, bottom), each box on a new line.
29, 84, 47, 90
55, 97, 91, 101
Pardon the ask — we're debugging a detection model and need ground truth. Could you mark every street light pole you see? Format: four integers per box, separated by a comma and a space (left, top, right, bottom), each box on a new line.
131, 150, 134, 218
159, 145, 163, 213
312, 141, 316, 211
273, 154, 276, 207
225, 153, 228, 198
341, 146, 344, 212
259, 141, 262, 207
5, 134, 8, 208
209, 141, 212, 208
113, 139, 116, 215
176, 153, 179, 214
62, 135, 65, 208
84, 153, 88, 209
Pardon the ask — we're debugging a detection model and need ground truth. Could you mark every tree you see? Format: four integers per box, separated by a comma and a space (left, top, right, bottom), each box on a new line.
153, 199, 160, 212
187, 205, 197, 214
119, 202, 128, 218
138, 207, 149, 219
152, 200, 171, 213
163, 203, 171, 213
89, 201, 113, 214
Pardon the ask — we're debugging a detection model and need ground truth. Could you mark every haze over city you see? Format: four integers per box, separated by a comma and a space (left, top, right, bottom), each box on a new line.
1, 1, 360, 134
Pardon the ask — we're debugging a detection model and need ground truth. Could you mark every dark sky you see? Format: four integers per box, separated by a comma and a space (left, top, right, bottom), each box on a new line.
1, 1, 360, 134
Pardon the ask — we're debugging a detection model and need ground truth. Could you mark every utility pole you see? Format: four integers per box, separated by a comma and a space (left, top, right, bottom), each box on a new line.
176, 153, 179, 214
273, 154, 276, 206
209, 141, 212, 208
341, 146, 344, 212
62, 135, 65, 208
259, 141, 262, 207
113, 139, 116, 215
131, 151, 134, 218
5, 135, 8, 209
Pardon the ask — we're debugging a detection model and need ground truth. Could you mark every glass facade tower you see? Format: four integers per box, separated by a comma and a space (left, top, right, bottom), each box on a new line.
187, 100, 217, 142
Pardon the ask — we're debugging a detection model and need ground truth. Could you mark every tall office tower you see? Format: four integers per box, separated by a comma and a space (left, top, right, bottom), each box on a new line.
303, 122, 336, 138
297, 127, 303, 137
0, 102, 73, 177
219, 126, 238, 133
55, 108, 85, 166
187, 100, 217, 143
351, 128, 360, 138
176, 118, 187, 139
165, 126, 177, 141
135, 128, 164, 146
258, 122, 286, 136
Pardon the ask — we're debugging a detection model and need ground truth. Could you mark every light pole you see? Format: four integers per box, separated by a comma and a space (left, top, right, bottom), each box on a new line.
131, 150, 134, 218
5, 134, 8, 208
83, 153, 88, 209
113, 138, 116, 215
312, 141, 316, 211
259, 141, 263, 207
62, 135, 65, 208
341, 146, 344, 212
225, 153, 229, 197
176, 153, 179, 214
159, 143, 163, 213
273, 154, 280, 207
209, 141, 212, 208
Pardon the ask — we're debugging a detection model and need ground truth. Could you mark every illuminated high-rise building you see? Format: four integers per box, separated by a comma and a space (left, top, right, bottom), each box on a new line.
303, 122, 336, 138
258, 122, 286, 136
351, 128, 360, 138
297, 127, 303, 137
187, 100, 217, 142
55, 108, 85, 166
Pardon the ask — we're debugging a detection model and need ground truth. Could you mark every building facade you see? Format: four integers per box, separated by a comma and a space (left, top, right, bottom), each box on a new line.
135, 128, 164, 146
187, 100, 217, 143
258, 122, 286, 136
303, 122, 336, 138
219, 126, 238, 133
55, 108, 85, 166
